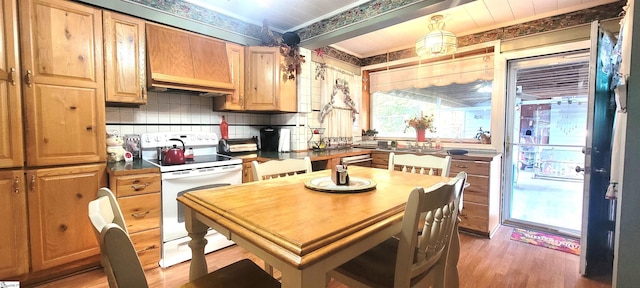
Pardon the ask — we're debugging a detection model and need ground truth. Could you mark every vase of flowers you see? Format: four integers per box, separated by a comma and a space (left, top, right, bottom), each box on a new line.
405, 114, 436, 142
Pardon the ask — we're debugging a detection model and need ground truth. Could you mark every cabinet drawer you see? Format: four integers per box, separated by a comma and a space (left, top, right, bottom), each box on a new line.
119, 193, 161, 234
450, 160, 490, 176
130, 228, 161, 270
459, 201, 489, 232
464, 174, 489, 204
115, 174, 161, 197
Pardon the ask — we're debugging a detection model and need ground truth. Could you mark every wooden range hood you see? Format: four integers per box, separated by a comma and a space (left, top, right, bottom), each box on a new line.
146, 23, 234, 95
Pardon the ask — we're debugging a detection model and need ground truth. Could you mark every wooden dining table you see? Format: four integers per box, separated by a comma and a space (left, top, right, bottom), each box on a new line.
177, 166, 450, 288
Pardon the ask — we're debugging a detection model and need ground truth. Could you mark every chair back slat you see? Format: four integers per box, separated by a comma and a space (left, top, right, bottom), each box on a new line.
102, 224, 149, 288
252, 157, 312, 181
395, 171, 467, 286
389, 152, 452, 177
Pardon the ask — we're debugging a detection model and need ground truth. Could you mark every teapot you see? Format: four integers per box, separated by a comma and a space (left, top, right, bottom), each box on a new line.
163, 138, 186, 165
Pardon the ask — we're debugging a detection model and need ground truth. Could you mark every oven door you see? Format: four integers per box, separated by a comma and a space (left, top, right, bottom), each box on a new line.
161, 164, 242, 242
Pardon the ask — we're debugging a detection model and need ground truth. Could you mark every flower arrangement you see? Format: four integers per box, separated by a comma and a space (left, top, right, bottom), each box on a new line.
404, 114, 436, 133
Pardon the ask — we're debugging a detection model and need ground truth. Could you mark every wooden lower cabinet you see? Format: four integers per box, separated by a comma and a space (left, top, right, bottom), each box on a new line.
450, 155, 502, 238
109, 171, 161, 270
242, 162, 254, 183
371, 150, 390, 169
0, 170, 28, 279
27, 163, 107, 272
372, 150, 501, 238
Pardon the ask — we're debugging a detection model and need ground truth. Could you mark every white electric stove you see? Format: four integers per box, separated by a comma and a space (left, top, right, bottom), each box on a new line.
141, 132, 242, 268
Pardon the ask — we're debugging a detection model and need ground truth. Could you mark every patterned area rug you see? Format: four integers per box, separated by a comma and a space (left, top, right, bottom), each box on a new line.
510, 228, 581, 255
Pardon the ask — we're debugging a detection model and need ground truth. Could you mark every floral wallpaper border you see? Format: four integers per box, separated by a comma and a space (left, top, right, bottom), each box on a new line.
125, 0, 623, 67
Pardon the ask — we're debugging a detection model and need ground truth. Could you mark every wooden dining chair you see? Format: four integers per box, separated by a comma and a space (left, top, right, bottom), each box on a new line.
388, 152, 452, 177
251, 156, 312, 181
328, 172, 467, 288
89, 188, 281, 288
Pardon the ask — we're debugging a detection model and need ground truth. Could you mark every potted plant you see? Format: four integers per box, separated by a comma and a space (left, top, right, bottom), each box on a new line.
475, 127, 491, 144
404, 114, 436, 142
362, 129, 378, 141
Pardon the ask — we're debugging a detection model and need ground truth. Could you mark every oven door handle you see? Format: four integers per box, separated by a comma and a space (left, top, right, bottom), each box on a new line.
162, 165, 242, 180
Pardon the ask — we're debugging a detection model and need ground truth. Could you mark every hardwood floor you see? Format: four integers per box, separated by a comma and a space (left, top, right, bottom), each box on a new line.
31, 225, 611, 288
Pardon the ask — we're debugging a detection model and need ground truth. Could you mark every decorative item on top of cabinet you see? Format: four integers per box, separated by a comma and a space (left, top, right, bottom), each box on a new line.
145, 22, 234, 94
0, 170, 28, 279
244, 46, 297, 112
19, 0, 106, 166
213, 42, 245, 111
108, 171, 161, 269
0, 0, 22, 169
27, 163, 107, 272
103, 10, 146, 105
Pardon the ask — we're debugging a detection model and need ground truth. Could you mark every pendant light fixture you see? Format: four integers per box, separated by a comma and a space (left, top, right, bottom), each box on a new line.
415, 15, 457, 57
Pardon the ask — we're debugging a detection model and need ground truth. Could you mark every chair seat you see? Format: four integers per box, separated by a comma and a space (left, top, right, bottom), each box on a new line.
181, 259, 281, 288
334, 238, 427, 288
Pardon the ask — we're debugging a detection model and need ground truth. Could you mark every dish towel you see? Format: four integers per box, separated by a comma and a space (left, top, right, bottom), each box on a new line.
606, 1, 632, 200
279, 129, 291, 152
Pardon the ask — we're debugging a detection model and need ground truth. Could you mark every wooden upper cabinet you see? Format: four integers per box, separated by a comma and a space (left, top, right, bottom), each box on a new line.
213, 42, 245, 111
0, 170, 28, 278
145, 23, 234, 94
0, 0, 22, 169
27, 163, 106, 271
19, 0, 106, 166
244, 46, 297, 112
103, 10, 146, 105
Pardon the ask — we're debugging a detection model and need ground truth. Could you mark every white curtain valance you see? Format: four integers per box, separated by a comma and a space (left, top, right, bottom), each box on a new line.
369, 53, 494, 93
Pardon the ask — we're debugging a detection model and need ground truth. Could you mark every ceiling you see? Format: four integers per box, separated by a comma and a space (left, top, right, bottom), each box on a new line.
185, 0, 618, 58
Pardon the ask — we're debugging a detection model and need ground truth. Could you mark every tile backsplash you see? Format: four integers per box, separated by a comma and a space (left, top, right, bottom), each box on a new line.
105, 91, 271, 139
106, 48, 361, 152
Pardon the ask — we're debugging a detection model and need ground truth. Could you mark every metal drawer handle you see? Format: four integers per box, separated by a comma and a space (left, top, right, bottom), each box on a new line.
455, 164, 469, 168
136, 245, 157, 253
131, 183, 150, 191
131, 211, 150, 218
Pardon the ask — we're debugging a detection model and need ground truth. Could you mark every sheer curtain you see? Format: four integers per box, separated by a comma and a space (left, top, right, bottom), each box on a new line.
369, 53, 494, 93
319, 68, 358, 143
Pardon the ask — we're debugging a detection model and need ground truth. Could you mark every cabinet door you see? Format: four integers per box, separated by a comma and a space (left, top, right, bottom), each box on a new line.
0, 170, 28, 278
103, 10, 146, 105
145, 23, 233, 92
214, 43, 244, 111
0, 0, 22, 169
27, 163, 107, 271
245, 46, 279, 110
19, 0, 106, 166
